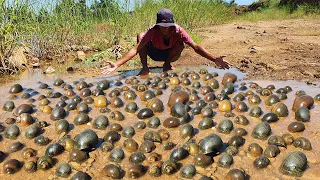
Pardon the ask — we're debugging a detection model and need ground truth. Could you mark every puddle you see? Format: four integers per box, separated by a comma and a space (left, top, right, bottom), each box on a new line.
0, 66, 319, 180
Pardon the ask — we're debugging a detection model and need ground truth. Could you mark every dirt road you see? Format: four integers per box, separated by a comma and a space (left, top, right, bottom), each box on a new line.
172, 18, 320, 82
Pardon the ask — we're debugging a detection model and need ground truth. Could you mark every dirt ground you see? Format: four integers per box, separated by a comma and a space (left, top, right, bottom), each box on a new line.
169, 18, 320, 82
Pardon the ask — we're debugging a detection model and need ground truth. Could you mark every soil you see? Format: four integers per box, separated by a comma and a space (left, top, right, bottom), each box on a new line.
170, 18, 320, 82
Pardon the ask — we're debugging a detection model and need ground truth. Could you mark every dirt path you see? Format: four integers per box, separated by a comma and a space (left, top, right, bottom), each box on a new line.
172, 18, 320, 82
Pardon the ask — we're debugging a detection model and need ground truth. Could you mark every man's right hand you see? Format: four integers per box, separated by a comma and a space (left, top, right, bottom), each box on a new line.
101, 61, 118, 74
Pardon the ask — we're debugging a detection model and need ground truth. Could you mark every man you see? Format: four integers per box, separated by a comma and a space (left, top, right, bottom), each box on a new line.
101, 8, 231, 75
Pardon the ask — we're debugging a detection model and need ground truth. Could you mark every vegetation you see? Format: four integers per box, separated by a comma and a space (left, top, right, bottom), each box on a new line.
0, 0, 319, 74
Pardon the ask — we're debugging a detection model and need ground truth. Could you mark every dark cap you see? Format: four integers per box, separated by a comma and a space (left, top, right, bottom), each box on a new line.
156, 8, 175, 27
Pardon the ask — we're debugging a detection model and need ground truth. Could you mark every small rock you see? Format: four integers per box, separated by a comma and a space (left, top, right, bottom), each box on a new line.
44, 66, 55, 74
66, 66, 74, 72
77, 51, 86, 61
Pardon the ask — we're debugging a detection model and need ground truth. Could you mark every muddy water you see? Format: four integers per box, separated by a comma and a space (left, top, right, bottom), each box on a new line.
0, 66, 319, 180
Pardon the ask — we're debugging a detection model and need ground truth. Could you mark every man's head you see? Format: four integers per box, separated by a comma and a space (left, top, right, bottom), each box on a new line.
156, 9, 175, 27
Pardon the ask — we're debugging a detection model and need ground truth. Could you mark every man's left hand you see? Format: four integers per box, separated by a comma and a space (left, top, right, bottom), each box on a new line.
214, 56, 231, 69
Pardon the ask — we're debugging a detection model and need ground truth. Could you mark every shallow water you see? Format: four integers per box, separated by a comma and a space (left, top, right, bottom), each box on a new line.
0, 66, 319, 180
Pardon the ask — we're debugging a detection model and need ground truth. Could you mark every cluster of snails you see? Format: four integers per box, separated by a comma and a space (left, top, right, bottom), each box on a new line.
0, 69, 318, 179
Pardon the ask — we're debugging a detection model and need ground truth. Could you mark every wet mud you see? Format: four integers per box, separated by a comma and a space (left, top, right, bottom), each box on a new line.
0, 66, 319, 180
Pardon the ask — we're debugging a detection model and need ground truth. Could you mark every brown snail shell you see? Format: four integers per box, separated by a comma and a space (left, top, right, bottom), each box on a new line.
94, 95, 107, 108
18, 113, 34, 126
248, 94, 261, 105
124, 90, 137, 100
222, 73, 237, 85
140, 90, 155, 102
127, 164, 145, 179
248, 143, 263, 157
146, 98, 164, 113
69, 148, 88, 163
282, 133, 294, 145
288, 122, 305, 133
37, 155, 53, 170
139, 140, 156, 153
109, 123, 123, 131
194, 153, 213, 168
100, 142, 114, 152
24, 157, 38, 172
265, 94, 280, 106
22, 148, 37, 159
144, 130, 161, 143
292, 95, 314, 112
233, 128, 248, 136
268, 135, 287, 148
123, 138, 139, 152
264, 145, 280, 158
234, 101, 248, 112
137, 108, 154, 119
226, 168, 246, 180
293, 137, 312, 150
148, 161, 163, 177
110, 111, 125, 121
234, 115, 249, 125
104, 130, 121, 144
9, 84, 23, 94
63, 138, 77, 151
218, 100, 232, 112
3, 159, 21, 174
39, 105, 52, 114
147, 152, 161, 162
110, 96, 124, 108
167, 90, 189, 107
254, 156, 270, 169
102, 164, 122, 179
163, 117, 180, 128
162, 160, 178, 175
158, 129, 170, 141
14, 104, 33, 116
8, 141, 24, 153
64, 89, 75, 97
271, 102, 289, 117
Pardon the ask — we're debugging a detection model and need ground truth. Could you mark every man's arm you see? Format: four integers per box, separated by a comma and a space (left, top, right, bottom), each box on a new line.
101, 42, 146, 74
186, 41, 231, 69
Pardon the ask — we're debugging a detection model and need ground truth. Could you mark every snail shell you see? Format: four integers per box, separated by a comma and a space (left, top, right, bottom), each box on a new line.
218, 153, 234, 168
3, 159, 21, 174
268, 135, 287, 148
264, 145, 280, 158
127, 164, 145, 179
148, 161, 163, 177
129, 152, 146, 165
280, 151, 308, 177
254, 156, 270, 169
24, 157, 38, 172
56, 163, 72, 178
293, 137, 312, 150
102, 164, 122, 179
248, 143, 263, 157
162, 160, 178, 175
226, 168, 246, 180
180, 164, 196, 178
69, 149, 88, 163
37, 156, 53, 170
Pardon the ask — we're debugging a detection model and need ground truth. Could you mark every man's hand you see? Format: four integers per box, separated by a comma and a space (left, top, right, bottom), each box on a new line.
101, 61, 118, 74
214, 56, 231, 69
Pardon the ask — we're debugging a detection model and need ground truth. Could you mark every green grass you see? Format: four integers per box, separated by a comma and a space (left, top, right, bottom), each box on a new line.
0, 0, 320, 74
